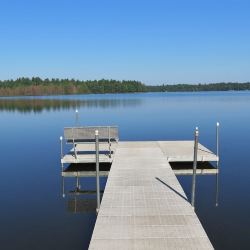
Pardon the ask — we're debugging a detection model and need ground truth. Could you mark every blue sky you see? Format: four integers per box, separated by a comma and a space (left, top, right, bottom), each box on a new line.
0, 0, 250, 84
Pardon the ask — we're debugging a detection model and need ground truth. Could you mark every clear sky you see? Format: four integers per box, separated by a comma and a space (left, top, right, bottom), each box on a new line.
0, 0, 250, 85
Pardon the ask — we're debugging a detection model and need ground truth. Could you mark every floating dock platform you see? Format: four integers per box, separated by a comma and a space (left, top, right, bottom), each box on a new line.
60, 126, 219, 249
61, 141, 218, 176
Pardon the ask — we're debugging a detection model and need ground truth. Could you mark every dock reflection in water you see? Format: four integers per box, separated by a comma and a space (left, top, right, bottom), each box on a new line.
62, 163, 110, 214
67, 198, 98, 214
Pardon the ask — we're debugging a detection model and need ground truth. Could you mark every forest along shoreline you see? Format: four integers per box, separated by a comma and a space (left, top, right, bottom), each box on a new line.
0, 77, 250, 96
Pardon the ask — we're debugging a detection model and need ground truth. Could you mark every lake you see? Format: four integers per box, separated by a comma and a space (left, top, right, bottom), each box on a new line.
1, 91, 250, 250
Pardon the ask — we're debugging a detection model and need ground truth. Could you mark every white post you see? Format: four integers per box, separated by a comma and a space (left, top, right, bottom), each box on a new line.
108, 126, 111, 158
216, 122, 220, 167
95, 130, 100, 213
191, 127, 199, 208
216, 122, 220, 206
60, 136, 64, 172
60, 136, 63, 159
60, 136, 65, 198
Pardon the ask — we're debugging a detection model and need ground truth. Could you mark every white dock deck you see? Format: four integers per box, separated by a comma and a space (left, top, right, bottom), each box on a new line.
61, 140, 218, 164
88, 141, 214, 250
158, 141, 218, 162
61, 143, 117, 163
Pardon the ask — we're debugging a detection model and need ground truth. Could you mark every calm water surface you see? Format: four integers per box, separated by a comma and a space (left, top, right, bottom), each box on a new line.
1, 92, 250, 249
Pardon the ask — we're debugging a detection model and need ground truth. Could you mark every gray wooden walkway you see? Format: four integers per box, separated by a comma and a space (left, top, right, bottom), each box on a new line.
88, 142, 214, 250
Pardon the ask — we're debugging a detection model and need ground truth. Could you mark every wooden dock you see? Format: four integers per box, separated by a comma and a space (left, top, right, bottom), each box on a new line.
88, 141, 215, 250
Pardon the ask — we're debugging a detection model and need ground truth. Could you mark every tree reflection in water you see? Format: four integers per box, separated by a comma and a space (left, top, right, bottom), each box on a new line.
0, 97, 143, 113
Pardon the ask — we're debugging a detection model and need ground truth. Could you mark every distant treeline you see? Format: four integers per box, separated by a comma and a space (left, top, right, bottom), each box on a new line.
0, 77, 250, 96
0, 78, 146, 96
147, 82, 250, 92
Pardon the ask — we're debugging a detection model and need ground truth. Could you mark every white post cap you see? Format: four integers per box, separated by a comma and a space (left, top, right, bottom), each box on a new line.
217, 122, 220, 126
195, 127, 199, 136
60, 136, 63, 141
95, 130, 99, 136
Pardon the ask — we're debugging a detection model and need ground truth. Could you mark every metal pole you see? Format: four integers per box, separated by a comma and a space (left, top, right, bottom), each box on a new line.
60, 136, 65, 198
216, 122, 219, 164
76, 173, 80, 191
62, 176, 65, 198
60, 136, 63, 159
72, 128, 77, 159
191, 127, 199, 208
95, 130, 100, 213
108, 126, 111, 158
215, 122, 220, 206
75, 109, 79, 126
60, 136, 64, 173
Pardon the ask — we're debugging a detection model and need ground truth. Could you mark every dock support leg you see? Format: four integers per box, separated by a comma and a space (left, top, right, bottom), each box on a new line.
61, 162, 65, 198
62, 176, 65, 198
72, 128, 77, 159
60, 136, 64, 172
60, 136, 65, 198
95, 130, 100, 213
108, 126, 111, 158
215, 170, 219, 207
215, 122, 220, 207
76, 173, 81, 191
191, 127, 199, 208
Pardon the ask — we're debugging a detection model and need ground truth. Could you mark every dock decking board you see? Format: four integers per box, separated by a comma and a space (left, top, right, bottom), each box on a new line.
88, 142, 214, 250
